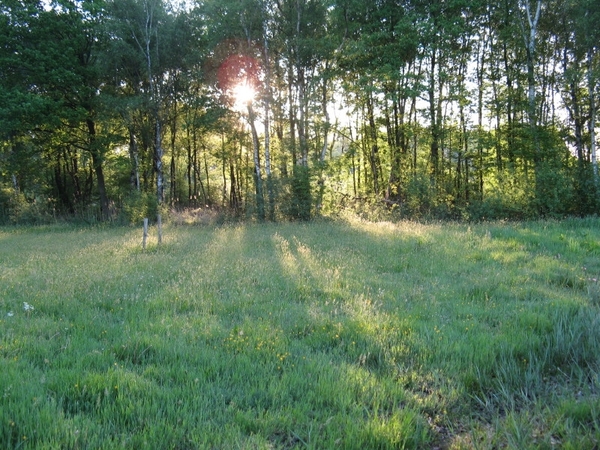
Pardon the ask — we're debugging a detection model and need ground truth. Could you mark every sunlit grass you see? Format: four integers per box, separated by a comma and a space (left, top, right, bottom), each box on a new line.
1, 218, 600, 448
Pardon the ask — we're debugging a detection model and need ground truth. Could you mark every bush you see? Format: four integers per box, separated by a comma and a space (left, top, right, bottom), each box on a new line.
401, 175, 458, 220
280, 166, 312, 221
467, 181, 535, 221
533, 162, 575, 217
0, 187, 12, 225
120, 190, 159, 225
0, 189, 55, 225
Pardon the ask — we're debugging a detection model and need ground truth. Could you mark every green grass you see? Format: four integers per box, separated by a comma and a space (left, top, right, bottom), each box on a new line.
1, 217, 600, 449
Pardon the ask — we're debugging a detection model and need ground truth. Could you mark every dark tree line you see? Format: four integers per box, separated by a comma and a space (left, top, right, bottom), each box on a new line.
1, 0, 598, 223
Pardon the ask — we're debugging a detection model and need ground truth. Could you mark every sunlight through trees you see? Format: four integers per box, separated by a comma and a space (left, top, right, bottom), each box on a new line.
1, 0, 598, 223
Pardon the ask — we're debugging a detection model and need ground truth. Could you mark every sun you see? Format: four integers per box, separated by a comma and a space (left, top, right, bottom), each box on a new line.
232, 82, 256, 109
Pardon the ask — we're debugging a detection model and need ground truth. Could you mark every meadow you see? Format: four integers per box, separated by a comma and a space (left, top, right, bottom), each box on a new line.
1, 217, 600, 449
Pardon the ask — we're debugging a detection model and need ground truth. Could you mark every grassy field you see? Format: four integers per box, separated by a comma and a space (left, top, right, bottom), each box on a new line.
1, 217, 600, 449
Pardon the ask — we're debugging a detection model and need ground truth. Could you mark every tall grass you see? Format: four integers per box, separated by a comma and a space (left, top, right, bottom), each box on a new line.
1, 218, 599, 449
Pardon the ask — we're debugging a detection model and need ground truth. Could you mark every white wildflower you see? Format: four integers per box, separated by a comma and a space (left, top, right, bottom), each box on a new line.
23, 302, 34, 312
7, 312, 14, 317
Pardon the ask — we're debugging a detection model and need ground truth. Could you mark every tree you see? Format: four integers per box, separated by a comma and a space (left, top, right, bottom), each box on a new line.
1, 0, 114, 219
519, 0, 542, 163
106, 0, 188, 205
2, 0, 598, 222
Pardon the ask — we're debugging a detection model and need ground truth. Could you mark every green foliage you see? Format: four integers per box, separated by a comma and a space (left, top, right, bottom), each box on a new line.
572, 165, 600, 216
0, 190, 54, 225
280, 166, 312, 221
120, 190, 158, 225
393, 174, 460, 220
0, 187, 12, 224
402, 174, 437, 218
468, 184, 535, 221
533, 161, 576, 217
1, 0, 599, 223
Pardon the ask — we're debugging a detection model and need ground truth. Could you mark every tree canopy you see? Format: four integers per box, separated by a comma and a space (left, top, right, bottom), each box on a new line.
1, 0, 598, 223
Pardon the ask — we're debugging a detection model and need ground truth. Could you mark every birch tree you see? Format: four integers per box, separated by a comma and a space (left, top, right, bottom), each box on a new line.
108, 0, 172, 204
519, 0, 542, 162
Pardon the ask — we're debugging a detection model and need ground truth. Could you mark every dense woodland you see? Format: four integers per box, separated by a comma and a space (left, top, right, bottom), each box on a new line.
0, 0, 598, 224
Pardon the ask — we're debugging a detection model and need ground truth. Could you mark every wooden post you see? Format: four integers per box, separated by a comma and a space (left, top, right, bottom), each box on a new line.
157, 214, 162, 245
143, 218, 148, 250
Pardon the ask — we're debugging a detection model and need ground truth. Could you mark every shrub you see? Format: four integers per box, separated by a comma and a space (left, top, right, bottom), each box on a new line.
1, 190, 55, 225
533, 161, 575, 217
280, 166, 312, 221
120, 190, 159, 225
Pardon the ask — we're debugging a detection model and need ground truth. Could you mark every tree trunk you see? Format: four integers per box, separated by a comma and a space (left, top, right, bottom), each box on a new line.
230, 159, 239, 212
320, 67, 330, 163
186, 125, 193, 204
248, 103, 265, 220
297, 67, 308, 166
366, 90, 380, 194
203, 146, 211, 205
429, 48, 440, 181
263, 34, 275, 220
288, 65, 297, 167
137, 0, 164, 205
386, 83, 404, 202
169, 105, 177, 205
476, 25, 488, 199
193, 123, 199, 205
502, 40, 515, 166
155, 119, 164, 204
522, 0, 542, 164
129, 128, 140, 191
589, 48, 598, 185
86, 118, 109, 220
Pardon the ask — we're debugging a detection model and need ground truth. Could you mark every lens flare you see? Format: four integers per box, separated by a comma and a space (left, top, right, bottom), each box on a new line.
232, 82, 256, 108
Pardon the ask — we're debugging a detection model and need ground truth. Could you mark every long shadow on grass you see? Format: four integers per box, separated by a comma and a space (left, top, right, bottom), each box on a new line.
259, 220, 600, 448
154, 220, 600, 448
5, 221, 600, 448
135, 223, 437, 448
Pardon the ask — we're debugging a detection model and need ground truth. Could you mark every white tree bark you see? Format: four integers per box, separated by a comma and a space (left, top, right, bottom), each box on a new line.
130, 0, 164, 203
521, 0, 542, 160
263, 32, 272, 178
320, 68, 330, 163
589, 48, 598, 183
247, 103, 265, 219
